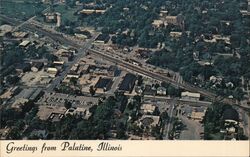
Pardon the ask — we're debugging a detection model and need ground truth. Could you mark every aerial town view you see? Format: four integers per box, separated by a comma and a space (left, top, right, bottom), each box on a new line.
0, 0, 249, 140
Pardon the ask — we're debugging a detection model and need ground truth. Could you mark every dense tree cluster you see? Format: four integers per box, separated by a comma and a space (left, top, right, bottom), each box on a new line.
203, 103, 248, 140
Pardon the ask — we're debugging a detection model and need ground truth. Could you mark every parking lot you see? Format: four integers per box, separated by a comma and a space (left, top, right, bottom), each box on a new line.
179, 116, 204, 140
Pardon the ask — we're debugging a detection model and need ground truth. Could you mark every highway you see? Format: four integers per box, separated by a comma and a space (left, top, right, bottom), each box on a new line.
1, 14, 250, 111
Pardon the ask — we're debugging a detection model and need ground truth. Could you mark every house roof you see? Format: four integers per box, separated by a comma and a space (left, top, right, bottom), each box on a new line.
19, 40, 30, 47
181, 91, 200, 98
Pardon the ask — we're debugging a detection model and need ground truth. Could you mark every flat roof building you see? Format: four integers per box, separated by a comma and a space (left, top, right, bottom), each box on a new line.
181, 91, 200, 101
95, 77, 113, 92
19, 40, 31, 47
118, 73, 137, 93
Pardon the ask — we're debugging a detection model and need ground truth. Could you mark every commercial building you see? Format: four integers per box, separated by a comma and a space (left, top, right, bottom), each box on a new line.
181, 91, 200, 101
94, 77, 113, 93
118, 73, 137, 93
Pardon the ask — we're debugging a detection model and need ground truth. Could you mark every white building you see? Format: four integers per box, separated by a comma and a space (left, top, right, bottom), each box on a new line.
181, 91, 200, 101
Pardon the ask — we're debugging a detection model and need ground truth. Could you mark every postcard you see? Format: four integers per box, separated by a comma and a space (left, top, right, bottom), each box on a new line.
0, 0, 249, 156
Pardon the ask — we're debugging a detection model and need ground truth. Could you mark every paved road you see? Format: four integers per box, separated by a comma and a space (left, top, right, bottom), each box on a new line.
46, 33, 99, 92
163, 99, 176, 140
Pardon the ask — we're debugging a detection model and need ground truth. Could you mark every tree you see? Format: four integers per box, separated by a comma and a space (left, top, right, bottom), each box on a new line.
64, 100, 72, 109
7, 127, 22, 140
116, 122, 127, 139
70, 77, 78, 85
89, 86, 96, 96
160, 111, 169, 121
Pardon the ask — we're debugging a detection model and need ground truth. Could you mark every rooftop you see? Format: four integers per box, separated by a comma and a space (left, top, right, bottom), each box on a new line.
181, 91, 201, 98
94, 77, 113, 89
118, 73, 137, 92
